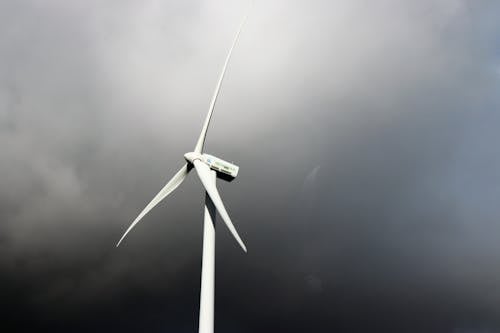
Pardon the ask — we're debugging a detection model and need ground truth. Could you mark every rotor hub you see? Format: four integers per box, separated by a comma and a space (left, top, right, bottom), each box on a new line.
184, 152, 202, 164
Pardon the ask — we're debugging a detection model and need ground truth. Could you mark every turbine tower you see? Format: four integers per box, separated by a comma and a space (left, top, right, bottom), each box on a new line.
116, 8, 250, 333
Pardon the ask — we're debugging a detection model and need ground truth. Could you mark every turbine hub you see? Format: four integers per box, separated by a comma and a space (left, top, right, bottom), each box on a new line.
184, 152, 202, 164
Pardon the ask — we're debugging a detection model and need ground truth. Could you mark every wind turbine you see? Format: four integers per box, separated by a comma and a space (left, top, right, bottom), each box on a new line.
116, 8, 250, 333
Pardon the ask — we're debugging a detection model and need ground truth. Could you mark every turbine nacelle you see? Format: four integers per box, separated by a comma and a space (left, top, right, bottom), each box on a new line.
185, 152, 240, 180
202, 154, 239, 179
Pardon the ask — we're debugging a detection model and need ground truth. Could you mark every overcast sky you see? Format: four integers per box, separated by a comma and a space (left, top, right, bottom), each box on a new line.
1, 0, 500, 332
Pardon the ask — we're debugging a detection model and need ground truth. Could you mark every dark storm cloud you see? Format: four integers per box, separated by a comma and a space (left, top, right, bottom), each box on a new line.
1, 0, 500, 332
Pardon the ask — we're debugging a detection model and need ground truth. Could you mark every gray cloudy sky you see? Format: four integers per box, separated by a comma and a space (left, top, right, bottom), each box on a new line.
1, 0, 500, 332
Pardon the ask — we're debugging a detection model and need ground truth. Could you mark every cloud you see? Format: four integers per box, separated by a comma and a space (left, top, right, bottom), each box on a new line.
1, 0, 500, 332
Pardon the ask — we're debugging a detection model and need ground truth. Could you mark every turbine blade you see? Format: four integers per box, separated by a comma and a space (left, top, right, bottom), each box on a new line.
193, 6, 251, 154
116, 164, 190, 247
193, 160, 247, 252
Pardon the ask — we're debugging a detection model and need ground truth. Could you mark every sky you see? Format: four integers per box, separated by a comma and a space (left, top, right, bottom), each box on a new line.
1, 0, 500, 332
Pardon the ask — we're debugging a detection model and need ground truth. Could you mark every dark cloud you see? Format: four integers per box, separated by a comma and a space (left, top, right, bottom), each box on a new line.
1, 0, 500, 332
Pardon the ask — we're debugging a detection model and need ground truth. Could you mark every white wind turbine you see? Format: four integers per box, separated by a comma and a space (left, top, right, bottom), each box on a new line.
116, 8, 250, 333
